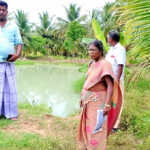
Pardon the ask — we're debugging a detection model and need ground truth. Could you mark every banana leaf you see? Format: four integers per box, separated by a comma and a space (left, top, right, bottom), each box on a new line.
92, 18, 109, 51
81, 38, 95, 45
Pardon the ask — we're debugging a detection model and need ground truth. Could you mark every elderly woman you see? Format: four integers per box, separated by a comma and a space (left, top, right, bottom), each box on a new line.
77, 40, 122, 150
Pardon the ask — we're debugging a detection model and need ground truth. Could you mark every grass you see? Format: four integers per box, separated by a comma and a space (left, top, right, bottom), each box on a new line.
15, 60, 35, 65
0, 103, 78, 150
0, 132, 67, 150
18, 103, 52, 116
0, 119, 13, 128
72, 76, 85, 93
15, 56, 89, 66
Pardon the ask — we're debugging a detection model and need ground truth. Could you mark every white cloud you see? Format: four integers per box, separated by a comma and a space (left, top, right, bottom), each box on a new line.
6, 0, 115, 24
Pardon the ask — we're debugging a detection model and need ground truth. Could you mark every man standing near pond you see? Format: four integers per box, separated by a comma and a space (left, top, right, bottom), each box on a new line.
0, 1, 23, 120
106, 31, 126, 131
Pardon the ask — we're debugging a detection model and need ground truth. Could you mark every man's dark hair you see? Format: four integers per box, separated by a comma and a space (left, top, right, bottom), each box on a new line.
108, 31, 120, 42
0, 1, 8, 9
89, 40, 104, 56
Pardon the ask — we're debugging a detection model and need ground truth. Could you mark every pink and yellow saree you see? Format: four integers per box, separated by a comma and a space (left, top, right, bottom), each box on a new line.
77, 59, 122, 150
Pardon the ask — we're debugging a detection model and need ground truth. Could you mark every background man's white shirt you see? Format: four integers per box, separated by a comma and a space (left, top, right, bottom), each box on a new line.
106, 43, 126, 81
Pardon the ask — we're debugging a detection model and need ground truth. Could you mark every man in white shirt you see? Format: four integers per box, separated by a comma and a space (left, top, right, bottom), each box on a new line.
106, 31, 126, 131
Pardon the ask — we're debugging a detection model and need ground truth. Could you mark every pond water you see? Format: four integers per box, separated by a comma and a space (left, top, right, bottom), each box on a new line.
16, 64, 83, 117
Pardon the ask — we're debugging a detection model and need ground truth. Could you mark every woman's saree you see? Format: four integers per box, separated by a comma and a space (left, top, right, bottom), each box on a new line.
77, 59, 122, 150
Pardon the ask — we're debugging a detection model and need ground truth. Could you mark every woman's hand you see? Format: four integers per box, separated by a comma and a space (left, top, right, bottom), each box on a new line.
104, 76, 113, 115
103, 105, 111, 115
80, 100, 83, 108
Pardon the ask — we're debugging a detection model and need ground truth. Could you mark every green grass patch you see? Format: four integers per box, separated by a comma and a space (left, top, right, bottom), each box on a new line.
0, 119, 13, 128
15, 60, 35, 65
139, 136, 150, 150
136, 78, 150, 91
18, 103, 52, 116
72, 76, 85, 93
0, 132, 69, 150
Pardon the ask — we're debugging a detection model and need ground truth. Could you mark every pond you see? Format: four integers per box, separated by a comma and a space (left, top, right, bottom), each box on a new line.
16, 64, 83, 117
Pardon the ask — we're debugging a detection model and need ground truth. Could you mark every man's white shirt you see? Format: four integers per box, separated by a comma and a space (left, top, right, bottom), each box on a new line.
106, 43, 126, 81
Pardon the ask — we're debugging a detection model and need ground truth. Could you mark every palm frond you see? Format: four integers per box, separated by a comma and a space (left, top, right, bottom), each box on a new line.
117, 0, 150, 57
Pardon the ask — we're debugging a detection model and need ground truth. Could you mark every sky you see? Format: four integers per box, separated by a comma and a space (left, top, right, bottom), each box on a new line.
6, 0, 115, 24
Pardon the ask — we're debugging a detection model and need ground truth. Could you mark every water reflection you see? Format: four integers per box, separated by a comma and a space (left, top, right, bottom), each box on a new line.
16, 64, 82, 117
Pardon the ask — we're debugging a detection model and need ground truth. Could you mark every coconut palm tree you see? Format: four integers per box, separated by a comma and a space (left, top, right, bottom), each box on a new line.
36, 11, 56, 55
15, 10, 31, 56
37, 11, 54, 38
15, 10, 30, 38
116, 0, 150, 60
57, 3, 86, 29
115, 0, 150, 82
98, 2, 118, 36
58, 4, 86, 23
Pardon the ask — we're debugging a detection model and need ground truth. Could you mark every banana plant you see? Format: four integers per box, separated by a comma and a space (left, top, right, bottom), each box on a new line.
92, 18, 109, 52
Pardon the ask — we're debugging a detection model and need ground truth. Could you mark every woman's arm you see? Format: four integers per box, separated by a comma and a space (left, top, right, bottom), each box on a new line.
104, 75, 113, 115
